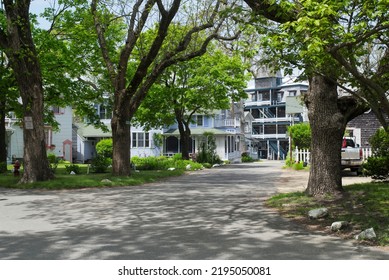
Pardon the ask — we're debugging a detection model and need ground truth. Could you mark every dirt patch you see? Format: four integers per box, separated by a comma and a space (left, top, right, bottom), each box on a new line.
269, 170, 388, 252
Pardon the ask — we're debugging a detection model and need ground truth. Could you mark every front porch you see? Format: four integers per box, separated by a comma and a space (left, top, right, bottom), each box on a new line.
162, 128, 243, 163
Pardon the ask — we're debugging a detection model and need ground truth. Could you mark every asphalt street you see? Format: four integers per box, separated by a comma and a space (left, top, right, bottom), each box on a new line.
0, 161, 388, 259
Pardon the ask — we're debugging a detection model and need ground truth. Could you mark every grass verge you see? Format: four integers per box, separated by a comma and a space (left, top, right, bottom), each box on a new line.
0, 164, 185, 190
266, 182, 389, 247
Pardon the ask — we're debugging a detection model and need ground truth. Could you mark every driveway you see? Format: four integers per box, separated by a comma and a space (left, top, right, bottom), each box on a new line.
0, 161, 387, 259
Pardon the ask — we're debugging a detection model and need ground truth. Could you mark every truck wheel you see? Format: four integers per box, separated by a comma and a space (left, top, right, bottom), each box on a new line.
350, 168, 358, 174
351, 168, 362, 175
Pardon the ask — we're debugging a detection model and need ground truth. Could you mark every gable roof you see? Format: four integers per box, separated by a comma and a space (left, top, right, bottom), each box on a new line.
75, 123, 112, 139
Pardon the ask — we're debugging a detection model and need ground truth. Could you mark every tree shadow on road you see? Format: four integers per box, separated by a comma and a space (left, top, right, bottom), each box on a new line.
0, 163, 387, 260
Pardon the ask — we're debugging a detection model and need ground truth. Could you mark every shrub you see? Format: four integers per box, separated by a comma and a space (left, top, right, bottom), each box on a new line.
241, 152, 254, 162
47, 153, 59, 173
293, 162, 305, 170
65, 164, 81, 174
363, 129, 389, 179
0, 162, 7, 173
172, 153, 183, 161
288, 122, 311, 150
202, 162, 212, 169
91, 155, 111, 173
363, 157, 389, 178
369, 128, 389, 157
196, 132, 222, 165
130, 155, 203, 171
285, 157, 294, 167
96, 139, 113, 158
131, 156, 159, 170
174, 160, 203, 170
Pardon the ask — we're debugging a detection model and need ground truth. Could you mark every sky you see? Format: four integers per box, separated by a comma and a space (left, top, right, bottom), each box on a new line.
30, 0, 51, 28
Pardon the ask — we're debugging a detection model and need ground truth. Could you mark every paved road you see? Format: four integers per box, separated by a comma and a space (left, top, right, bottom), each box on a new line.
0, 161, 388, 260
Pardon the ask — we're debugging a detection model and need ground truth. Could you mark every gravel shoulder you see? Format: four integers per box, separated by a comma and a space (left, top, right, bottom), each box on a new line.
276, 168, 373, 194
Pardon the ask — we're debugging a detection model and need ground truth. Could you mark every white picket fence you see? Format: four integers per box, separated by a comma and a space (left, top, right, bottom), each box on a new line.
294, 147, 373, 163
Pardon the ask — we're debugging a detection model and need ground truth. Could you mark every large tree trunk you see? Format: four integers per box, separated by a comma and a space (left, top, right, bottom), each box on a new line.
305, 75, 346, 196
111, 94, 131, 176
176, 116, 191, 160
20, 102, 53, 183
15, 61, 53, 183
179, 127, 191, 160
12, 67, 53, 182
4, 0, 53, 183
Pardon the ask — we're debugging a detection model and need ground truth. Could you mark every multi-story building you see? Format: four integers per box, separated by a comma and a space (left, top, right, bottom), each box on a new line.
162, 102, 253, 163
244, 74, 308, 159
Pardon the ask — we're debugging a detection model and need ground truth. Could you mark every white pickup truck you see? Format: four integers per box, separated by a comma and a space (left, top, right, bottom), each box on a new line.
341, 137, 363, 175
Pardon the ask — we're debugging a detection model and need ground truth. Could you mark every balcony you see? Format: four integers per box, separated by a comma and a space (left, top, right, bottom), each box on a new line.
251, 133, 287, 139
252, 116, 300, 124
244, 100, 271, 107
214, 118, 240, 128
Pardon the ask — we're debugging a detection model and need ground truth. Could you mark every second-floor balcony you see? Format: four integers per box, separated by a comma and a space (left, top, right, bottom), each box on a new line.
244, 100, 285, 108
251, 133, 287, 139
252, 116, 300, 124
214, 118, 240, 128
244, 100, 271, 107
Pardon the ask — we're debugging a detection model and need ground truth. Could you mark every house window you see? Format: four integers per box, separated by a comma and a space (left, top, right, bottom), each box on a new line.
244, 122, 251, 133
132, 132, 150, 148
197, 115, 203, 126
52, 106, 64, 114
289, 91, 297, 97
145, 133, 150, 147
225, 135, 236, 154
99, 105, 112, 119
277, 92, 283, 102
44, 127, 53, 147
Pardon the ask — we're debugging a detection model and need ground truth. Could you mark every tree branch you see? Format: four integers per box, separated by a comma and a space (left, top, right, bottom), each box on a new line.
46, 3, 72, 34
243, 0, 296, 23
329, 23, 389, 54
91, 0, 117, 87
126, 0, 181, 105
117, 0, 156, 90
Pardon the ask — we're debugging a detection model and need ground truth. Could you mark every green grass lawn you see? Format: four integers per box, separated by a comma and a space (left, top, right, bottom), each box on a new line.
266, 182, 389, 246
1, 163, 185, 190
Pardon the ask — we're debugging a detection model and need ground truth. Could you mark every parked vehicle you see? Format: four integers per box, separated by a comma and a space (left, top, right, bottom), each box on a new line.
341, 137, 363, 175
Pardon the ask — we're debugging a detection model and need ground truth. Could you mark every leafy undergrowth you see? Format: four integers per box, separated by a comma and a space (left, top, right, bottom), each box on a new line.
266, 182, 389, 247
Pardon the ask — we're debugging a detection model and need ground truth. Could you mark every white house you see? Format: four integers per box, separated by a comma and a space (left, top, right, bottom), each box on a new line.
162, 103, 252, 163
5, 106, 74, 163
72, 102, 253, 163
73, 104, 163, 162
